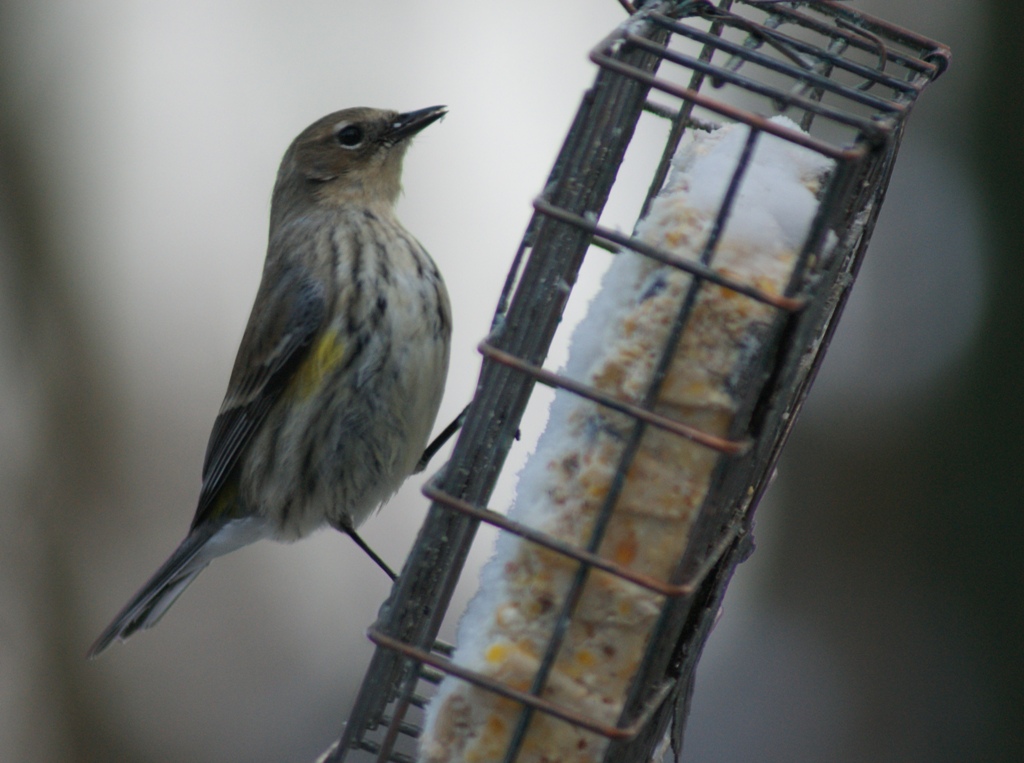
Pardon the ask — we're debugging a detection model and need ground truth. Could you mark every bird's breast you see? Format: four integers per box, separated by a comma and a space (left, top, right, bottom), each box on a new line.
241, 211, 450, 540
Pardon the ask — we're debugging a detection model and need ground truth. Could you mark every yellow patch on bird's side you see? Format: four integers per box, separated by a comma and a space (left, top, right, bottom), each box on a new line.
292, 328, 346, 399
205, 479, 240, 521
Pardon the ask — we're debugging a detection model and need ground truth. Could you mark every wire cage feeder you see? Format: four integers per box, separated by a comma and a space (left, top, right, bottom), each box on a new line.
324, 2, 949, 761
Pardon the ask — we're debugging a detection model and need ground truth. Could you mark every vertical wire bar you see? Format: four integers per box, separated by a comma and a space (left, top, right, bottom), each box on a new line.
599, 152, 859, 762
492, 96, 603, 332
635, 0, 732, 222
601, 139, 864, 763
499, 126, 764, 763
605, 127, 770, 737
372, 692, 416, 763
797, 34, 845, 132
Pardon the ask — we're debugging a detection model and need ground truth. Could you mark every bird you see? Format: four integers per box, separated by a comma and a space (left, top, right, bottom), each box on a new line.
88, 106, 452, 657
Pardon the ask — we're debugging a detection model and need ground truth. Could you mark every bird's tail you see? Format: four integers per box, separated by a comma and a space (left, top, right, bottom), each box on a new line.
88, 517, 264, 658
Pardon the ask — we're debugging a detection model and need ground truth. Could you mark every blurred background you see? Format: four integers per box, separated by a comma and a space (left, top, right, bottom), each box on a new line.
0, 1, 1015, 761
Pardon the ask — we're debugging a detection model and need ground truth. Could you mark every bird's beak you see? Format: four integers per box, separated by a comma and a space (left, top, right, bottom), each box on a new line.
386, 105, 447, 142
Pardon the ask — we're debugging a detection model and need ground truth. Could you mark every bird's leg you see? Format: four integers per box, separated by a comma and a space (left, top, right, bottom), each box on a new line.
337, 521, 396, 581
414, 404, 525, 474
414, 404, 468, 473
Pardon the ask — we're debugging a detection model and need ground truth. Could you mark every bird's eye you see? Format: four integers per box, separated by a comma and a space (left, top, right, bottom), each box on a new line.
335, 124, 365, 148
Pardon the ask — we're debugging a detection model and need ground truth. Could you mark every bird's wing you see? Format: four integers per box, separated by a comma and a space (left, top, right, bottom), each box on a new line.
191, 271, 326, 529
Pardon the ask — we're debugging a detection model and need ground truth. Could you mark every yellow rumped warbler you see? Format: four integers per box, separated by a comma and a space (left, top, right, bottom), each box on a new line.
89, 106, 452, 657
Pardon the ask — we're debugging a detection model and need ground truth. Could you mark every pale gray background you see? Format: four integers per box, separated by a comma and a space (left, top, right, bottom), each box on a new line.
1, 2, 1003, 761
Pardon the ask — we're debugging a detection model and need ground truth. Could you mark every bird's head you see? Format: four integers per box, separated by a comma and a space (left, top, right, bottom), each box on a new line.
272, 105, 446, 220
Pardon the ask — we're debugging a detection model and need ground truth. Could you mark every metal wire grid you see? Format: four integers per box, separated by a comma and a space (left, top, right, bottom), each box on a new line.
323, 2, 949, 762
